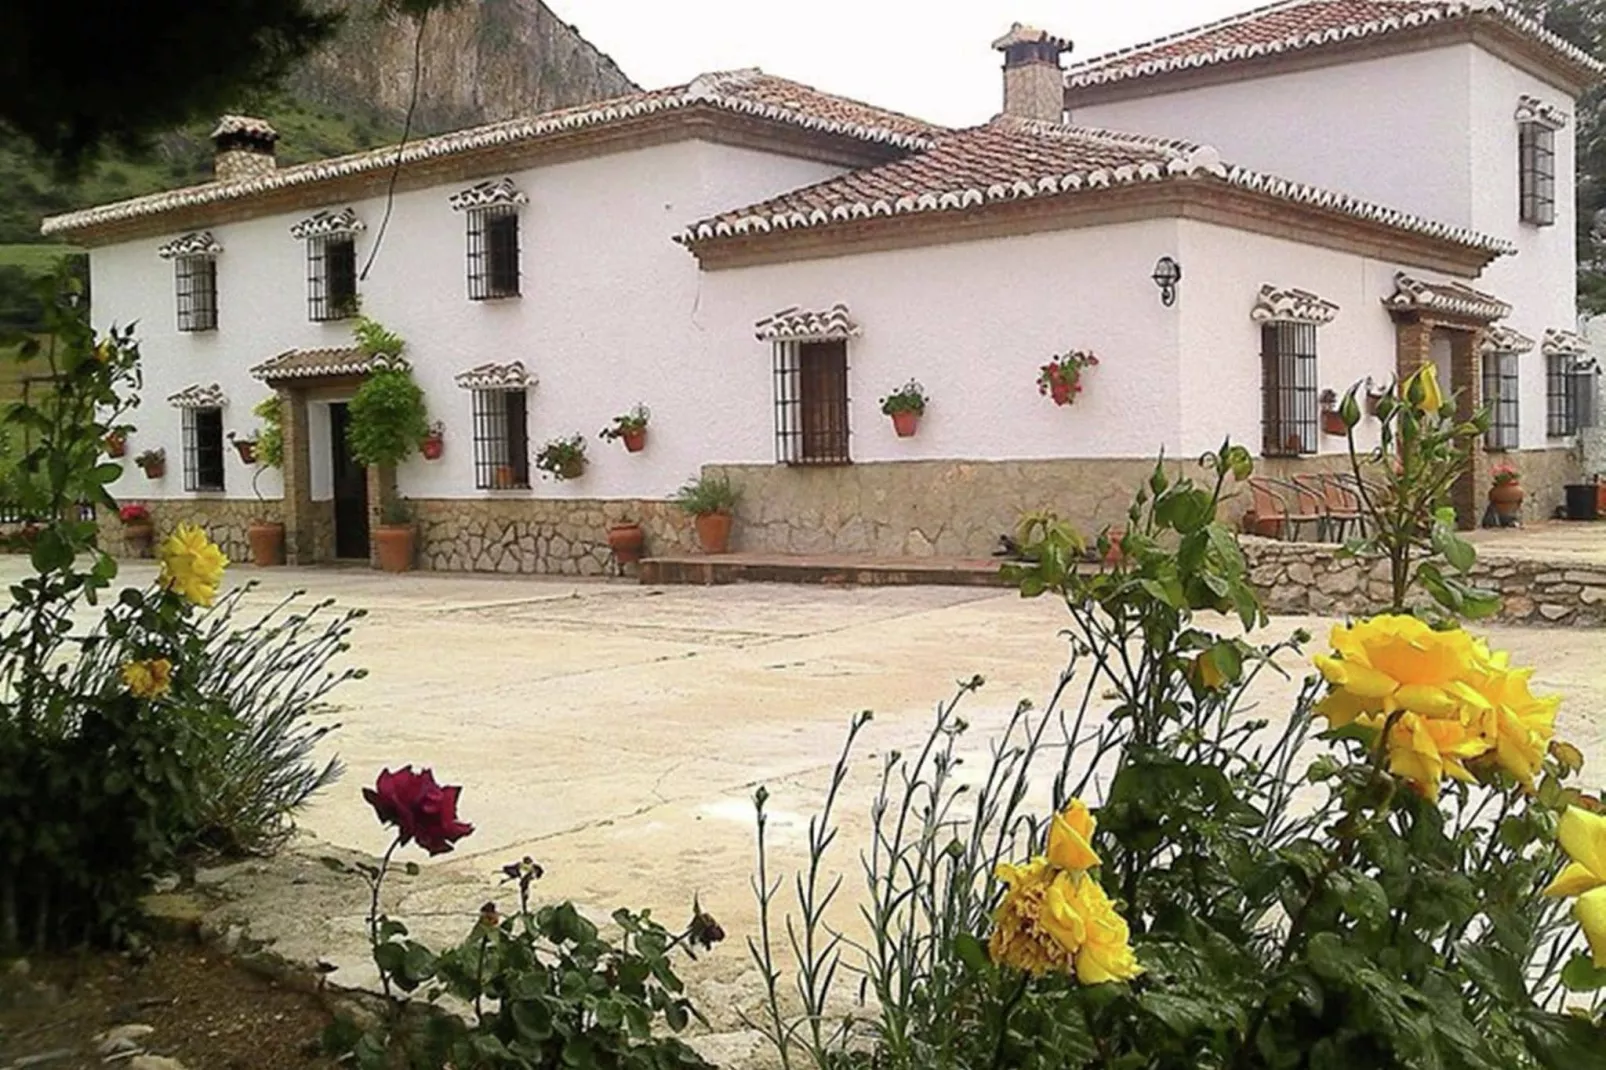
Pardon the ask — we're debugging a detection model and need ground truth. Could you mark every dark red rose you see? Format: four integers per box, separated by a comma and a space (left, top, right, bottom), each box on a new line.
413, 781, 474, 856
363, 766, 435, 845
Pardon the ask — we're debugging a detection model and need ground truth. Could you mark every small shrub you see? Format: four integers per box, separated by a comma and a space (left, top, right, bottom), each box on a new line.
673, 473, 738, 516
534, 434, 586, 480
348, 369, 429, 469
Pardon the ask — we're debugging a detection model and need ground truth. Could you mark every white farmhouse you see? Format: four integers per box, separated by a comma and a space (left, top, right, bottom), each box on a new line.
43, 1, 1602, 572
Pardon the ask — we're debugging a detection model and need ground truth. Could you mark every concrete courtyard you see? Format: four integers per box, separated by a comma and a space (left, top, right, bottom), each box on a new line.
16, 556, 1606, 1060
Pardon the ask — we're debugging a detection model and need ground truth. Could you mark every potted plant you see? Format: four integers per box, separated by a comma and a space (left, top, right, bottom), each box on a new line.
879, 379, 927, 437
1489, 463, 1523, 520
421, 421, 445, 461
607, 521, 646, 566
229, 431, 259, 465
536, 434, 587, 481
600, 404, 650, 453
119, 503, 154, 557
246, 396, 286, 567
374, 497, 415, 573
135, 448, 165, 480
346, 321, 428, 572
1036, 350, 1099, 407
674, 472, 739, 554
1320, 389, 1347, 436
103, 429, 127, 458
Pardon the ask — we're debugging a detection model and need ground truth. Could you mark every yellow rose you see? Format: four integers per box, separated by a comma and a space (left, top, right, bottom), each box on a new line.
120, 658, 173, 699
1466, 646, 1560, 786
988, 858, 1074, 977
1314, 615, 1488, 723
1046, 797, 1100, 873
1039, 870, 1088, 955
1543, 807, 1606, 967
1064, 872, 1143, 985
158, 523, 228, 607
1406, 362, 1444, 414
1383, 711, 1487, 801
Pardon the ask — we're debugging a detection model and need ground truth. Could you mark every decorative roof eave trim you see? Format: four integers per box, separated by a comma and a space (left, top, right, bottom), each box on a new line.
168, 383, 228, 409
755, 303, 860, 342
1062, 3, 1604, 95
42, 75, 940, 241
1382, 271, 1511, 324
449, 178, 529, 211
1251, 284, 1339, 326
454, 361, 534, 391
1481, 325, 1536, 355
1515, 94, 1569, 130
1542, 327, 1588, 358
288, 207, 366, 239
249, 349, 409, 383
681, 158, 1514, 262
156, 231, 223, 259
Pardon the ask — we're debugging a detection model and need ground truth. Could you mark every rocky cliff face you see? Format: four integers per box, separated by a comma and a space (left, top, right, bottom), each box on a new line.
287, 0, 639, 134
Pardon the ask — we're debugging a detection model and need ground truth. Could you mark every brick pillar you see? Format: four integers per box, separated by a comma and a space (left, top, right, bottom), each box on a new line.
1394, 316, 1433, 380
1449, 329, 1483, 530
279, 387, 316, 565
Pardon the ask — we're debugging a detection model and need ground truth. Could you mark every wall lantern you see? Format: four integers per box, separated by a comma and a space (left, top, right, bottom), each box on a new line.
1151, 256, 1182, 307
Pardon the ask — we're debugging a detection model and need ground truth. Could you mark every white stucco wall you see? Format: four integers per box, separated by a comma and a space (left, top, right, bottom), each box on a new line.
91, 137, 848, 504
695, 219, 1186, 462
1071, 46, 1475, 227
1176, 222, 1404, 460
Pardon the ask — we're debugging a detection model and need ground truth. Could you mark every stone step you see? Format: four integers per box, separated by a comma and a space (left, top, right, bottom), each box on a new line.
638, 552, 1013, 588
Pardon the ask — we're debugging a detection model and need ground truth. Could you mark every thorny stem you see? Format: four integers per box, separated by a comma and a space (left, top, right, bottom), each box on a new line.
368, 836, 402, 998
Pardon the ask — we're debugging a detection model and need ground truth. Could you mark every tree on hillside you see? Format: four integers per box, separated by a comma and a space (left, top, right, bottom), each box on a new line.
0, 0, 455, 175
1513, 0, 1606, 311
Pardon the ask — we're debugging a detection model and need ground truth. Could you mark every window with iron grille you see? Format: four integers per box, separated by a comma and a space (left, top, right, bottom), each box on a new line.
467, 207, 520, 299
1547, 353, 1576, 436
1261, 322, 1318, 456
175, 255, 218, 331
773, 340, 850, 465
307, 234, 359, 321
1482, 350, 1520, 451
1574, 363, 1600, 430
182, 407, 225, 492
470, 389, 530, 489
1519, 122, 1556, 226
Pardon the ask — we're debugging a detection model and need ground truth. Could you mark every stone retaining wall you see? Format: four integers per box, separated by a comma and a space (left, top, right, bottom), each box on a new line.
1245, 537, 1606, 627
100, 499, 284, 563
411, 498, 694, 575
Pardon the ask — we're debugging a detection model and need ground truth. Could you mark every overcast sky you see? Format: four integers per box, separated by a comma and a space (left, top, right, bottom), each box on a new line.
551, 0, 1257, 126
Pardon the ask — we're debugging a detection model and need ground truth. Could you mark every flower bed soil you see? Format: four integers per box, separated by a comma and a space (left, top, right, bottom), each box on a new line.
0, 938, 337, 1070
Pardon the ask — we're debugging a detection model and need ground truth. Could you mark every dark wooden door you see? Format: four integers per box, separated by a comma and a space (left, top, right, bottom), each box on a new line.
329, 403, 370, 560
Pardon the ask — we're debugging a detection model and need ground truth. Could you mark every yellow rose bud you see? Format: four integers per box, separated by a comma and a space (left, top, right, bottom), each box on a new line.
1406, 363, 1444, 414
1046, 798, 1100, 872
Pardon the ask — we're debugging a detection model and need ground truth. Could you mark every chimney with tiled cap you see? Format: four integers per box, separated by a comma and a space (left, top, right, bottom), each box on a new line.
992, 23, 1072, 124
211, 115, 279, 183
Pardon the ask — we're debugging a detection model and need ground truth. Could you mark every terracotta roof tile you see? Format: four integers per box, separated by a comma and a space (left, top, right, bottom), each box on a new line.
681, 116, 1513, 256
251, 347, 408, 383
1064, 1, 1602, 91
44, 70, 943, 239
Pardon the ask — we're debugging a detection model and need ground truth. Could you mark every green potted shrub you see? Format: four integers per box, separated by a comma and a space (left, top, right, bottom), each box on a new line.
346, 319, 428, 572
879, 379, 927, 437
243, 395, 286, 567
674, 472, 739, 554
536, 434, 587, 481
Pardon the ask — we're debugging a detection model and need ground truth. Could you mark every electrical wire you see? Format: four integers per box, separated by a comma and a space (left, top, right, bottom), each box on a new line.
359, 8, 429, 282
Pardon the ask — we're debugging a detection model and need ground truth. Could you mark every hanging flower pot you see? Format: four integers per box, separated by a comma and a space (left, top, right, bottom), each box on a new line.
135, 449, 165, 480
879, 379, 927, 437
421, 422, 445, 461
1321, 410, 1348, 437
890, 411, 920, 438
607, 522, 646, 565
601, 405, 650, 454
103, 431, 127, 458
232, 436, 259, 465
536, 434, 588, 482
1036, 350, 1099, 407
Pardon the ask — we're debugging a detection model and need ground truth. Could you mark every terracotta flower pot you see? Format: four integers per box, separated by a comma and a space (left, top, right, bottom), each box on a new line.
421, 434, 444, 461
1597, 480, 1606, 515
1321, 410, 1347, 436
248, 521, 285, 567
104, 433, 127, 458
123, 521, 155, 558
374, 525, 415, 573
622, 429, 647, 453
139, 460, 165, 480
890, 411, 920, 438
607, 522, 645, 565
1489, 482, 1524, 519
694, 511, 733, 554
233, 439, 259, 465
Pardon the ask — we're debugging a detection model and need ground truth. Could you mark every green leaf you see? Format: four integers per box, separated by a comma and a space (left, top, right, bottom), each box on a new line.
1561, 951, 1606, 992
953, 932, 991, 976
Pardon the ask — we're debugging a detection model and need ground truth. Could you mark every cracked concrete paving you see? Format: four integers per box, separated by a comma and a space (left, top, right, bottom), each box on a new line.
21, 558, 1605, 1066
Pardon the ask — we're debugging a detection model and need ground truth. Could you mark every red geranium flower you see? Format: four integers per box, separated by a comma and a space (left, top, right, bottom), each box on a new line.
364, 766, 474, 855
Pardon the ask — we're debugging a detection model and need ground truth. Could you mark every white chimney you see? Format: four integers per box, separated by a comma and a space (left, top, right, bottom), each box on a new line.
210, 115, 279, 182
991, 23, 1072, 124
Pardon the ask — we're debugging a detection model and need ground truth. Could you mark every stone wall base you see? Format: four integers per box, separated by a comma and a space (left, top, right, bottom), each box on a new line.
99, 499, 284, 563
1246, 538, 1606, 627
412, 498, 694, 575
